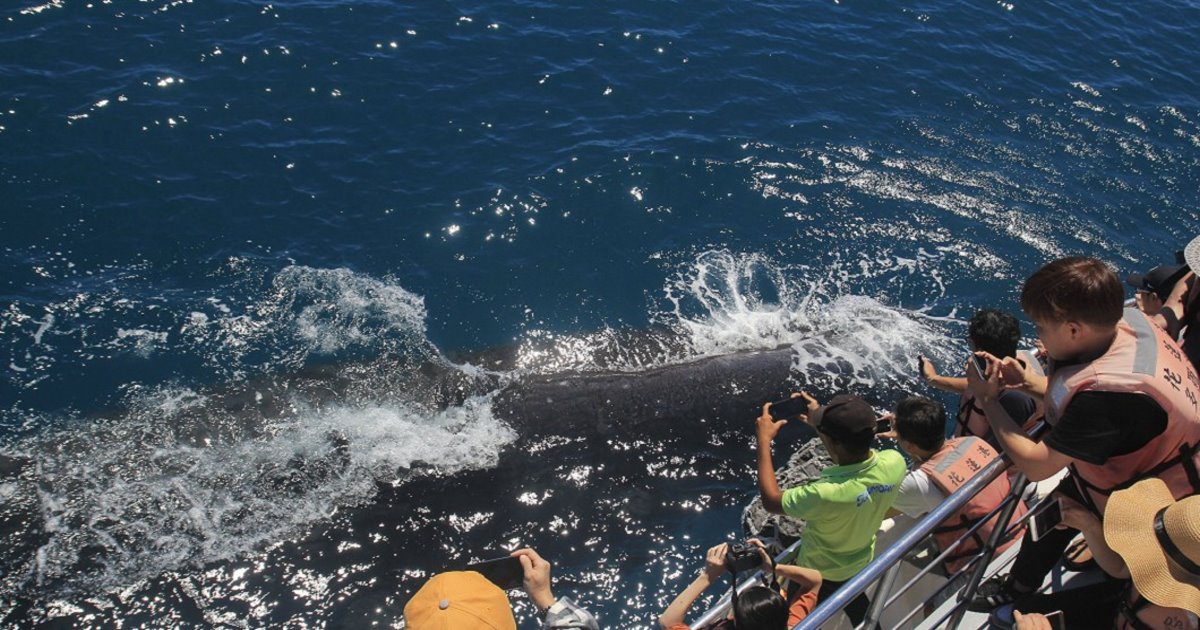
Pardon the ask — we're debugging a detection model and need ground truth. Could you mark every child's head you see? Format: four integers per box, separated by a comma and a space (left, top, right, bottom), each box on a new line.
812, 394, 877, 460
892, 396, 946, 456
732, 585, 788, 629
968, 309, 1022, 359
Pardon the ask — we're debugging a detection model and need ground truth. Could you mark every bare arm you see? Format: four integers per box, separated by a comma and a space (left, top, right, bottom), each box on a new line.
747, 539, 822, 593
1059, 496, 1130, 579
970, 353, 1072, 481
756, 420, 785, 514
921, 356, 968, 394
659, 544, 727, 629
1147, 274, 1194, 337
755, 395, 812, 514
772, 563, 822, 592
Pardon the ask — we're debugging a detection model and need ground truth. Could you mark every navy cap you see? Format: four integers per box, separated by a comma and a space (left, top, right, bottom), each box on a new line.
811, 394, 877, 439
1126, 264, 1189, 302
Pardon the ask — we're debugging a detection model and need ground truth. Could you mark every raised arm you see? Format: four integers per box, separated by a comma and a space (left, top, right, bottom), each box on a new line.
920, 356, 968, 394
659, 544, 728, 629
969, 352, 1071, 481
756, 403, 788, 513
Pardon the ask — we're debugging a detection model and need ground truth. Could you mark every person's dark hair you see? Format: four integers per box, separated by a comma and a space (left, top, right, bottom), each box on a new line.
1019, 256, 1123, 327
731, 585, 788, 629
893, 396, 946, 453
968, 309, 1021, 359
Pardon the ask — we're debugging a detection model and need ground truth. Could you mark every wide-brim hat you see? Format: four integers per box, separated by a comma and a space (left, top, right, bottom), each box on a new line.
1104, 478, 1200, 614
1184, 236, 1200, 278
403, 571, 517, 630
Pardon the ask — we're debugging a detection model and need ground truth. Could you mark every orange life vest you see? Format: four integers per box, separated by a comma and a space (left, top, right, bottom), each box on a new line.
1044, 309, 1200, 514
956, 350, 1044, 441
1116, 584, 1199, 630
919, 436, 1027, 574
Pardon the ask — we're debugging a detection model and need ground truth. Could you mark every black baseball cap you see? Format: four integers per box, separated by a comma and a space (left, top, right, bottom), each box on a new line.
811, 394, 877, 440
1126, 264, 1189, 302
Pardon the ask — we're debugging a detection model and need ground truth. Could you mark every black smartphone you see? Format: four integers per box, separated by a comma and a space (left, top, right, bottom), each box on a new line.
768, 396, 810, 420
1044, 610, 1066, 630
464, 556, 525, 590
1028, 498, 1064, 542
917, 355, 927, 376
875, 418, 892, 434
971, 354, 989, 380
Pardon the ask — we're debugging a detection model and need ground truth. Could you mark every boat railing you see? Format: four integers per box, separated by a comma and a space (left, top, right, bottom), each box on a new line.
692, 423, 1050, 630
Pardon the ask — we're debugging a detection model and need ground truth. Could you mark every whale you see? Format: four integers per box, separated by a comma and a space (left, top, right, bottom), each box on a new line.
0, 339, 867, 604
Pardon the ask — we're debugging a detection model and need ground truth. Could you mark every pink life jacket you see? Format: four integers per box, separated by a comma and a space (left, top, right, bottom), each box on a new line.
919, 436, 1027, 574
1044, 308, 1200, 514
956, 350, 1044, 441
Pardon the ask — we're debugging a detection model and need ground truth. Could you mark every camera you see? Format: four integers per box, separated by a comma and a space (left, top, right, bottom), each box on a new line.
724, 542, 764, 574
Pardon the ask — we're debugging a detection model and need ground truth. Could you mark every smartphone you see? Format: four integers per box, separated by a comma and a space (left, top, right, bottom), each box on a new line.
971, 354, 989, 380
464, 556, 525, 590
1028, 498, 1064, 542
768, 396, 810, 420
1043, 610, 1066, 630
917, 355, 927, 376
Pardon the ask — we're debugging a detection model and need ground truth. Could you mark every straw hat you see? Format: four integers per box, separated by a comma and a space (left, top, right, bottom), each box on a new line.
1104, 478, 1200, 614
1184, 235, 1200, 276
403, 571, 518, 630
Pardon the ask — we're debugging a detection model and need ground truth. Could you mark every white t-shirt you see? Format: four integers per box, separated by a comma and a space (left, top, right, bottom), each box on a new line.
891, 469, 946, 517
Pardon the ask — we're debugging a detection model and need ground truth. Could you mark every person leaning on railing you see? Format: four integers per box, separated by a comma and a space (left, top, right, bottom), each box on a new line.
884, 395, 1026, 576
659, 540, 821, 630
965, 256, 1200, 613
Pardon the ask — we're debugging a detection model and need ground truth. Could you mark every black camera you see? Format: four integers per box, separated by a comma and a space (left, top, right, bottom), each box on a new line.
724, 542, 764, 574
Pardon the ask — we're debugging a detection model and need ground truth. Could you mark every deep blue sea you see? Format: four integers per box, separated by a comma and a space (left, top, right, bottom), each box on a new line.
3, 0, 1200, 627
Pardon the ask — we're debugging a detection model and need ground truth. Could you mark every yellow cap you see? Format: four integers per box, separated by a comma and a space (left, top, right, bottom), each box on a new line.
403, 571, 517, 630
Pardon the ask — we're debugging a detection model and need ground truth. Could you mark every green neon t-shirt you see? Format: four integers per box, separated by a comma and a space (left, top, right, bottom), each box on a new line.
781, 448, 906, 582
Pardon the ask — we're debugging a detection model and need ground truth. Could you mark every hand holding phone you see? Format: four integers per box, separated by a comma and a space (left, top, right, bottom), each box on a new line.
464, 555, 525, 590
1028, 498, 1064, 542
768, 396, 810, 421
971, 354, 989, 381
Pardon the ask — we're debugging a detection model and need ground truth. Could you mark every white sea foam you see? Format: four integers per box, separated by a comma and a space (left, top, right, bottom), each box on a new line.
664, 249, 811, 355
2, 266, 512, 595
13, 387, 514, 595
516, 249, 965, 387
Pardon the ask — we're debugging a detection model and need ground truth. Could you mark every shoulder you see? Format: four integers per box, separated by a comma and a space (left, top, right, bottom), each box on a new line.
875, 449, 908, 477
894, 470, 943, 516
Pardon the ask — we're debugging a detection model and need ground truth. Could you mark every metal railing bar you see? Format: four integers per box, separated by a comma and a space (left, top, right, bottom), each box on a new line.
880, 490, 1023, 610
885, 541, 986, 622
858, 560, 903, 629
895, 543, 1018, 629
944, 472, 1030, 628
791, 453, 1011, 630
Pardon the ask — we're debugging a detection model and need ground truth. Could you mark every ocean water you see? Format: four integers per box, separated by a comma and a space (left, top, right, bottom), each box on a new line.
2, 0, 1200, 626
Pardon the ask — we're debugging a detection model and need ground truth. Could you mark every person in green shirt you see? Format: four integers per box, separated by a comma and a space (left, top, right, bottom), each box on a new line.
756, 393, 906, 629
